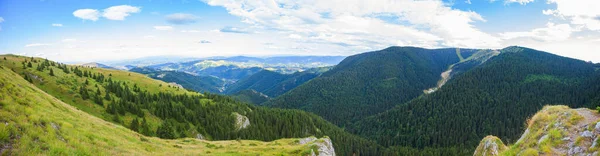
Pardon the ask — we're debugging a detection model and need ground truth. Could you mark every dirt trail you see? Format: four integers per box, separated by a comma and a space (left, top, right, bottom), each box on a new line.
424, 69, 452, 94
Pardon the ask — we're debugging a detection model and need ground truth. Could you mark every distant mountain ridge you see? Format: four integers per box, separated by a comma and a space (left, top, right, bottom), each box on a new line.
127, 56, 344, 98
79, 62, 115, 69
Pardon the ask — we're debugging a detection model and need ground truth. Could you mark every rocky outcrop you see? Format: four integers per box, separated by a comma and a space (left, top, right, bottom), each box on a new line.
474, 135, 507, 156
299, 136, 336, 156
474, 105, 600, 156
233, 112, 250, 130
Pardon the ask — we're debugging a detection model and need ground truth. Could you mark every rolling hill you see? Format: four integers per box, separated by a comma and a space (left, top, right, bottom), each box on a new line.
0, 54, 387, 155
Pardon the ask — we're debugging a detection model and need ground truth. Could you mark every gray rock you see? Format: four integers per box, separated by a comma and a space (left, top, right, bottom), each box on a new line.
582, 131, 594, 138
299, 137, 317, 145
233, 112, 250, 130
568, 146, 584, 155
299, 137, 336, 156
538, 134, 549, 144
196, 134, 205, 140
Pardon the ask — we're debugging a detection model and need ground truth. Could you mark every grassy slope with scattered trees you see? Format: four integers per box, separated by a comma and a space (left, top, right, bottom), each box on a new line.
0, 66, 333, 155
0, 55, 387, 155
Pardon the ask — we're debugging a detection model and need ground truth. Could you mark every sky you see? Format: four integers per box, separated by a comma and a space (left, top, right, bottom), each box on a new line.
0, 0, 599, 63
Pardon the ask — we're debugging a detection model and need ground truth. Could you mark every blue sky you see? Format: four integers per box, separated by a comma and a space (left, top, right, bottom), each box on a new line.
0, 0, 599, 63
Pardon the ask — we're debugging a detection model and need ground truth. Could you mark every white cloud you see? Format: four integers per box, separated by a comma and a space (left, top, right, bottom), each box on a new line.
542, 9, 558, 15
504, 0, 535, 5
25, 43, 52, 47
544, 0, 600, 30
288, 34, 302, 39
500, 22, 579, 41
181, 30, 201, 33
143, 35, 157, 39
62, 38, 77, 42
52, 23, 63, 27
102, 5, 141, 20
203, 0, 500, 49
73, 9, 100, 21
154, 26, 173, 31
166, 13, 199, 24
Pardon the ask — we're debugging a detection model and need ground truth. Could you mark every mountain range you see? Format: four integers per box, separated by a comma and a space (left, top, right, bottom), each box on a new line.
124, 56, 343, 99
2, 46, 600, 155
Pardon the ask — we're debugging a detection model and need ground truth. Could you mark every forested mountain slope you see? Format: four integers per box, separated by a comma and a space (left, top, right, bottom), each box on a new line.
264, 47, 479, 126
231, 89, 271, 104
0, 55, 387, 155
225, 69, 321, 97
0, 66, 335, 155
351, 46, 600, 153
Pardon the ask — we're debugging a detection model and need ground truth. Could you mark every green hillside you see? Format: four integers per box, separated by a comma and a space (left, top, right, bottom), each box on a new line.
0, 65, 334, 155
265, 47, 479, 126
0, 55, 387, 155
351, 46, 600, 154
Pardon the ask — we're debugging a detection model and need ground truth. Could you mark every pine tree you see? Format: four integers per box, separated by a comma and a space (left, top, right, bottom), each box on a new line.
24, 74, 32, 83
112, 113, 122, 123
156, 120, 176, 139
130, 118, 139, 132
49, 68, 55, 76
79, 86, 89, 100
27, 62, 32, 68
141, 118, 151, 136
104, 92, 111, 101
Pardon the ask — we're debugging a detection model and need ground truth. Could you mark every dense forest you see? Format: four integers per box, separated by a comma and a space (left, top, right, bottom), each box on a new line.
231, 89, 271, 104
264, 47, 479, 127
350, 46, 600, 153
0, 55, 389, 155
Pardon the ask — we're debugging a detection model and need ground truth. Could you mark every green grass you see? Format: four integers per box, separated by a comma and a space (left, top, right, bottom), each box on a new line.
0, 65, 324, 155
